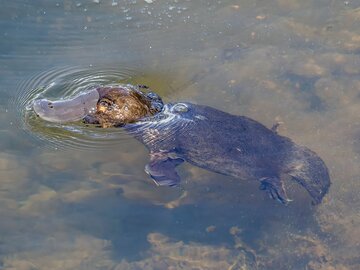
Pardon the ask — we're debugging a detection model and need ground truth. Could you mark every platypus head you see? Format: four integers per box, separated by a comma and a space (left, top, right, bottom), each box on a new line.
85, 85, 163, 128
33, 85, 164, 127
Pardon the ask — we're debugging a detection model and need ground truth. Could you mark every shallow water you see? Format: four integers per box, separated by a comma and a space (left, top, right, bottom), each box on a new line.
1, 0, 360, 269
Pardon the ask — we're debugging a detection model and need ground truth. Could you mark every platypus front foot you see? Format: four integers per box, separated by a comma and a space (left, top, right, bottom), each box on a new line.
145, 151, 184, 187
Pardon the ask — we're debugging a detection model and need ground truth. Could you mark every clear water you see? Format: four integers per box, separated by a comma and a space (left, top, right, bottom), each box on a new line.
1, 0, 360, 269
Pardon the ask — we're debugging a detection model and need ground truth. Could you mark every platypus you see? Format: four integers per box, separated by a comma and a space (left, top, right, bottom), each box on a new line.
33, 84, 331, 205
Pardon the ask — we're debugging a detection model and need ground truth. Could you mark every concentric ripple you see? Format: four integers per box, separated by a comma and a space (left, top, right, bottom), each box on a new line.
13, 66, 138, 151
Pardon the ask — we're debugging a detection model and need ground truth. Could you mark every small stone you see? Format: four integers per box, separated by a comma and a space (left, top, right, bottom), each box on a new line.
229, 226, 242, 235
256, 15, 266, 20
206, 225, 216, 233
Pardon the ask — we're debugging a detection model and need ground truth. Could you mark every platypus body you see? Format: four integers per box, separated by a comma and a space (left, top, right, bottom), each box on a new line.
33, 85, 331, 205
125, 102, 330, 204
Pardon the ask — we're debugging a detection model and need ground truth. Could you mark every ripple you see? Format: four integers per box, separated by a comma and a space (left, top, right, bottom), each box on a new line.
13, 66, 137, 151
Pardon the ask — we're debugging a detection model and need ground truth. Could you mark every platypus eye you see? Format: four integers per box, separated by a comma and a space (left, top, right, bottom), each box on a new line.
99, 99, 112, 107
98, 99, 114, 112
173, 103, 188, 113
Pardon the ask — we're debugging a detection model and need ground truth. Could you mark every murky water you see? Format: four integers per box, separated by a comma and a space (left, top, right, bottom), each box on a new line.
1, 0, 360, 269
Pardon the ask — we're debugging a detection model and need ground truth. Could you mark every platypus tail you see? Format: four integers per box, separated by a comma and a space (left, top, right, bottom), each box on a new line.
286, 145, 331, 205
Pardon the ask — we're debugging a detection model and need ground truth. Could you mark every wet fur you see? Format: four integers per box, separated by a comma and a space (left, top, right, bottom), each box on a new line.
85, 85, 163, 128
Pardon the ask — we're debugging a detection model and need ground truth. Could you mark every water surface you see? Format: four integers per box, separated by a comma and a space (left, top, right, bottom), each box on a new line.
1, 0, 360, 269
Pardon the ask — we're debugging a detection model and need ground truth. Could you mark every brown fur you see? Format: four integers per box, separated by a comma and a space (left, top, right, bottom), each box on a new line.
88, 87, 160, 128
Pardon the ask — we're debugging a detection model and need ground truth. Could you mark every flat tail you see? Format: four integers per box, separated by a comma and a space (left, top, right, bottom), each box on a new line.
287, 146, 331, 205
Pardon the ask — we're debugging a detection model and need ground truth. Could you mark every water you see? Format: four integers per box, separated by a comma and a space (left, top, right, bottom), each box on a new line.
1, 0, 360, 269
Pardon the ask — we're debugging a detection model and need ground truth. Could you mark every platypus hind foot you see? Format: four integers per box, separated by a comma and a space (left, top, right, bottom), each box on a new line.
259, 177, 292, 205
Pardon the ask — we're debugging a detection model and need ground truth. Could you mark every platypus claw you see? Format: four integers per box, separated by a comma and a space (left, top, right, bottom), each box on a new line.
259, 177, 292, 205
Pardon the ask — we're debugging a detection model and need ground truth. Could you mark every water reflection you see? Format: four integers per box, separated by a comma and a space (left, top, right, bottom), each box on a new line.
0, 0, 360, 269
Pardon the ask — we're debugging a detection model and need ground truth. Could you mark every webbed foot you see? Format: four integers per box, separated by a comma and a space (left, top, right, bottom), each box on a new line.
259, 177, 292, 205
145, 152, 184, 187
